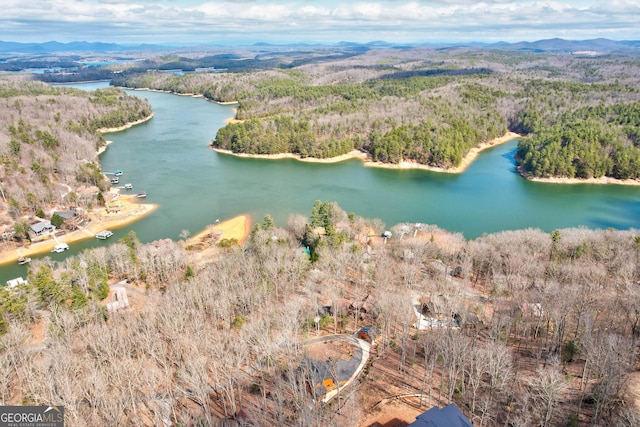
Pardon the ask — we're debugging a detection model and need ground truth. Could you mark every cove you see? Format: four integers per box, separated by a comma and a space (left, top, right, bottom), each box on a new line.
2, 82, 639, 283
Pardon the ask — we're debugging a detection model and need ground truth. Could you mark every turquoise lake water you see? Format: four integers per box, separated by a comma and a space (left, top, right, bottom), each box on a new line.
2, 81, 639, 283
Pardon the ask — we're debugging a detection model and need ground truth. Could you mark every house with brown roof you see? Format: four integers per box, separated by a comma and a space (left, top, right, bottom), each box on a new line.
350, 294, 376, 319
105, 200, 123, 213
355, 325, 380, 344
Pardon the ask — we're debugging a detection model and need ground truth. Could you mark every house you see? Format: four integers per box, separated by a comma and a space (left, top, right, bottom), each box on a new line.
355, 325, 380, 344
454, 312, 483, 329
29, 221, 54, 237
408, 403, 473, 427
107, 286, 129, 314
53, 210, 82, 229
105, 200, 123, 213
6, 277, 27, 289
53, 210, 77, 221
350, 294, 376, 318
420, 294, 451, 319
299, 357, 338, 398
414, 295, 460, 330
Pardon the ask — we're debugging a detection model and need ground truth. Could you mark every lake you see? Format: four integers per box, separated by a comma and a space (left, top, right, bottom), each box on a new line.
2, 81, 639, 283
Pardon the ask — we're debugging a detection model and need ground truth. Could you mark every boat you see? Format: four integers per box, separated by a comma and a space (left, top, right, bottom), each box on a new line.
136, 191, 147, 198
124, 183, 133, 190
110, 177, 119, 184
114, 169, 123, 176
96, 230, 114, 240
17, 256, 31, 265
51, 243, 70, 253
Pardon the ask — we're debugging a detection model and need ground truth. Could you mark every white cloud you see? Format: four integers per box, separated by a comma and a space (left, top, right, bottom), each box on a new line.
1, 0, 638, 44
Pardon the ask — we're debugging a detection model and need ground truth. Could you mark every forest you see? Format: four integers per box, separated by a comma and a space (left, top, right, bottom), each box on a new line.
0, 201, 639, 426
516, 102, 640, 179
0, 76, 152, 239
111, 47, 640, 178
26, 45, 369, 84
0, 46, 639, 426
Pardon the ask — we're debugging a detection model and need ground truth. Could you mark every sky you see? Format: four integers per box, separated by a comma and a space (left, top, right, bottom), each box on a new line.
2, 0, 639, 46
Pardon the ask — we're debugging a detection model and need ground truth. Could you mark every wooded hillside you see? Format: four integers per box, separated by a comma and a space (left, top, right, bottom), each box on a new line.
0, 76, 152, 237
113, 47, 640, 177
1, 203, 639, 426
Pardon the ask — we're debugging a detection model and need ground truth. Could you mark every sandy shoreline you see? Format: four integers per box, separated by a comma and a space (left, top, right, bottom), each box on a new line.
0, 197, 158, 266
186, 214, 252, 247
184, 214, 252, 265
96, 113, 154, 134
365, 131, 523, 173
224, 107, 240, 124
211, 132, 521, 170
97, 140, 113, 156
521, 172, 640, 186
0, 209, 253, 268
212, 132, 640, 186
212, 147, 368, 163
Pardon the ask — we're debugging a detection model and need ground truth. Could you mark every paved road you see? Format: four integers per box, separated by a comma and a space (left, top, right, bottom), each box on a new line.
307, 334, 371, 403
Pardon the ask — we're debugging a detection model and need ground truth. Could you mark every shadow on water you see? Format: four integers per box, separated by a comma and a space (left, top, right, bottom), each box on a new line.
588, 195, 640, 231
501, 147, 521, 175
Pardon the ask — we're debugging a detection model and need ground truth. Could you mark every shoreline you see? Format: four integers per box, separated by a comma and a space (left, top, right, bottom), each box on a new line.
211, 147, 368, 164
184, 214, 253, 265
518, 166, 640, 186
225, 107, 241, 124
0, 198, 158, 266
97, 140, 113, 156
0, 211, 252, 267
51, 79, 110, 86
117, 86, 239, 106
211, 132, 521, 170
186, 214, 252, 247
364, 131, 522, 173
96, 113, 154, 134
211, 132, 640, 186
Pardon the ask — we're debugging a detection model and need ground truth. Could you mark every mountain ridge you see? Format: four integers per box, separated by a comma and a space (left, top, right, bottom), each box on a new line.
1, 38, 639, 55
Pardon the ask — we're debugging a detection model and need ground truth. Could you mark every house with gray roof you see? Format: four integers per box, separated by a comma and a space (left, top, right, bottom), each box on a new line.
408, 403, 473, 427
53, 210, 77, 221
29, 221, 54, 237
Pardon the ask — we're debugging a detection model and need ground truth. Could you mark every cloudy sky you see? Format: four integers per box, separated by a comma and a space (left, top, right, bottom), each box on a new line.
2, 0, 639, 46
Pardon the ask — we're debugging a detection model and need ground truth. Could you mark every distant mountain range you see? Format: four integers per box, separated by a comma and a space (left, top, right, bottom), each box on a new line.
493, 38, 640, 53
0, 40, 168, 54
1, 38, 639, 55
263, 38, 640, 53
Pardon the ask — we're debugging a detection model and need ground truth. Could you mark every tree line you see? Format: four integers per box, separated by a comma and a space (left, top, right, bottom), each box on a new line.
112, 47, 640, 175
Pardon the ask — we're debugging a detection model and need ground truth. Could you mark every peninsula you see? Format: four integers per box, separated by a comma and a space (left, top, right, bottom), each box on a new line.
211, 131, 522, 173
